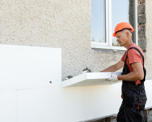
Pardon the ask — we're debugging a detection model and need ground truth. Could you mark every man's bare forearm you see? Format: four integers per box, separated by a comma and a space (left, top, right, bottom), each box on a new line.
118, 62, 144, 81
118, 72, 143, 81
101, 61, 124, 72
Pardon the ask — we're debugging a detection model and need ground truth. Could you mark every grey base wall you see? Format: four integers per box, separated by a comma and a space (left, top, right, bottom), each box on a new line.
85, 108, 152, 122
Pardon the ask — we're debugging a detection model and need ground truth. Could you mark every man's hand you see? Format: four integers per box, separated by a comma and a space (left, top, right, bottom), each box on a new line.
107, 72, 122, 81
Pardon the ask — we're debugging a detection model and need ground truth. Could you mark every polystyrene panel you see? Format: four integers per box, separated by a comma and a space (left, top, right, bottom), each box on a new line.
0, 89, 16, 122
16, 84, 122, 122
0, 44, 61, 89
145, 80, 152, 109
62, 72, 121, 87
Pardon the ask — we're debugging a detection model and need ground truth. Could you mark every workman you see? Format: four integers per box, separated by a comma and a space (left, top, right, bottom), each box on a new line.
101, 22, 147, 122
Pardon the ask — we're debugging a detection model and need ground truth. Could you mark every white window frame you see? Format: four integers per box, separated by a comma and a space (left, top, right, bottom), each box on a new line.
91, 0, 138, 51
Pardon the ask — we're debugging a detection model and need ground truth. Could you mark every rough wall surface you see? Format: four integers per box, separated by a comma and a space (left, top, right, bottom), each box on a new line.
145, 0, 152, 79
0, 0, 152, 79
138, 0, 146, 51
0, 0, 151, 79
0, 0, 123, 80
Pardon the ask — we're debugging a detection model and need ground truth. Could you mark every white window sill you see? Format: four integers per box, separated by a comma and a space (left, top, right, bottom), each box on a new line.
61, 72, 121, 87
91, 42, 126, 51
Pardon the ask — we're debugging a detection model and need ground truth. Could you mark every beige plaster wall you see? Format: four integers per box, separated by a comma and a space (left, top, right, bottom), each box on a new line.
145, 0, 152, 79
0, 0, 138, 80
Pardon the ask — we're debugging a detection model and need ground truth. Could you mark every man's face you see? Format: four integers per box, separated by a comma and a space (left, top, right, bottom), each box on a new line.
115, 30, 129, 46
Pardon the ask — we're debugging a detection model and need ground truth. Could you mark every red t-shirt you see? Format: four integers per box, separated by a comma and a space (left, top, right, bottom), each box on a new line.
121, 43, 144, 85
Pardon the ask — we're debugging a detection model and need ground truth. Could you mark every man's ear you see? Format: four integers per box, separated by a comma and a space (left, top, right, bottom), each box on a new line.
126, 30, 131, 38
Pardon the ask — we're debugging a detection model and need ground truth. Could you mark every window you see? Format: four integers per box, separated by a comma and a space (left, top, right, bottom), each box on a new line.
91, 0, 138, 50
91, 0, 106, 44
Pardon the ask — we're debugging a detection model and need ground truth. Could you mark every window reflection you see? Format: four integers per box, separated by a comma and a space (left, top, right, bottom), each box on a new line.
91, 0, 106, 43
112, 0, 135, 46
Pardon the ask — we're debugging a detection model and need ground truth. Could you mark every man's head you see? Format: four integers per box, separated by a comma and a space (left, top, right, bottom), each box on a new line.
113, 22, 134, 46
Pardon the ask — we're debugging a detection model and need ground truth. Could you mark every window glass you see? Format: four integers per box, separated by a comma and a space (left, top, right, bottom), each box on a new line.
112, 0, 135, 46
91, 0, 106, 43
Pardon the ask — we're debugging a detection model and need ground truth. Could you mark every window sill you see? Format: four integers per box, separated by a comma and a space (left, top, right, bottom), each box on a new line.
91, 42, 126, 51
61, 72, 121, 87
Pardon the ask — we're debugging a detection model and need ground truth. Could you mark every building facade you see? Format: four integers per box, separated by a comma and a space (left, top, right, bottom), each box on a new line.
0, 0, 151, 80
0, 0, 151, 121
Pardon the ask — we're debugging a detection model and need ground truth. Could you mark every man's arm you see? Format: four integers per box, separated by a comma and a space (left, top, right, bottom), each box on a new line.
101, 60, 124, 72
118, 62, 144, 81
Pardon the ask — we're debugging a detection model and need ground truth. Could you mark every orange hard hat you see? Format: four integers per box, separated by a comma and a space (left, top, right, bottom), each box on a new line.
113, 22, 134, 37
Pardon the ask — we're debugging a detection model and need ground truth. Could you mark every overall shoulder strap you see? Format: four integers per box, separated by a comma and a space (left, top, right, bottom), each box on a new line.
127, 47, 145, 65
124, 47, 146, 84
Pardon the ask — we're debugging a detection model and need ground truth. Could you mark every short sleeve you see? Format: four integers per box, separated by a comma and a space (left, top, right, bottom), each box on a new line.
127, 49, 142, 64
